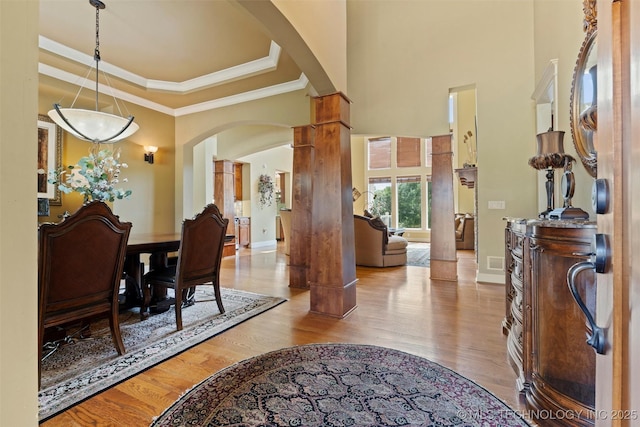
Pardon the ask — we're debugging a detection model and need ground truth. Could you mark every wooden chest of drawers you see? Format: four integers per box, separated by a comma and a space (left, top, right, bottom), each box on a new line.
504, 218, 597, 426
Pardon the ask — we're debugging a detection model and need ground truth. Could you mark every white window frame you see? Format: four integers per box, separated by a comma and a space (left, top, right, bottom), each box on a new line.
364, 136, 433, 230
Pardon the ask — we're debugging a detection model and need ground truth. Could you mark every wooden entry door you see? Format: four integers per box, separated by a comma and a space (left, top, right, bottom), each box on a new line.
595, 1, 640, 425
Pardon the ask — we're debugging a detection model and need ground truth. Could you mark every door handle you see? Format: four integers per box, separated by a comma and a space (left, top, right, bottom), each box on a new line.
566, 234, 610, 355
567, 261, 604, 354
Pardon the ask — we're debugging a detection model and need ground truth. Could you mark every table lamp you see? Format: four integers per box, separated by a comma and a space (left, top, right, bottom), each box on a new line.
547, 157, 589, 220
528, 131, 575, 218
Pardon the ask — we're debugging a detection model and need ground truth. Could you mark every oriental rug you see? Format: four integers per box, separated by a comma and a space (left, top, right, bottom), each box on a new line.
151, 343, 531, 427
39, 288, 286, 421
407, 242, 430, 267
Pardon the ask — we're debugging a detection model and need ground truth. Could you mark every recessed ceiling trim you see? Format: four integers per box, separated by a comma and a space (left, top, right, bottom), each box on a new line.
147, 42, 281, 93
39, 63, 174, 115
174, 73, 309, 117
39, 36, 282, 94
39, 36, 148, 87
40, 62, 309, 118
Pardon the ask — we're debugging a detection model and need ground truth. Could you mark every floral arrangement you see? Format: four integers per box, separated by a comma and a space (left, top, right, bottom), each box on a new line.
45, 146, 132, 203
258, 173, 274, 207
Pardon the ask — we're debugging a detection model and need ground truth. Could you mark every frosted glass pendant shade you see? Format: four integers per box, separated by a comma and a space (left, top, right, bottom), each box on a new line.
48, 107, 139, 143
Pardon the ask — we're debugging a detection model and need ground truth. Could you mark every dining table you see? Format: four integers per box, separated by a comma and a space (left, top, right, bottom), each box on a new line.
122, 232, 181, 318
121, 232, 236, 319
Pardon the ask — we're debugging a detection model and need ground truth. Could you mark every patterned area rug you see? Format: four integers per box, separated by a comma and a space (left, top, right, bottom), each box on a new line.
407, 243, 430, 267
39, 288, 286, 421
152, 343, 530, 427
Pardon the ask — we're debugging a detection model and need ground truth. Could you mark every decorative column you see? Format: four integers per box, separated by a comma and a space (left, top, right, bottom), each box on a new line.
289, 125, 315, 289
214, 160, 235, 233
430, 134, 458, 281
308, 93, 357, 317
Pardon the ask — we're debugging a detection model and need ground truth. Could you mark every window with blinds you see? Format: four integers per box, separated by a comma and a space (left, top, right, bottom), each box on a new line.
425, 137, 432, 168
363, 136, 433, 230
397, 137, 421, 168
368, 137, 391, 169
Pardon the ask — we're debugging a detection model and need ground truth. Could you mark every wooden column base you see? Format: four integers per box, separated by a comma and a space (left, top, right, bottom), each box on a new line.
309, 279, 358, 318
289, 264, 309, 289
430, 258, 458, 281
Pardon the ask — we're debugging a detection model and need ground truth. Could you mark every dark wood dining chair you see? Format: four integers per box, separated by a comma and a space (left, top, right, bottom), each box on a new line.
38, 201, 132, 385
142, 204, 228, 331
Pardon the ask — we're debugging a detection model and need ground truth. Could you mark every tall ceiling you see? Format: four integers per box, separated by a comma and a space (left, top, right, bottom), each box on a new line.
38, 0, 306, 117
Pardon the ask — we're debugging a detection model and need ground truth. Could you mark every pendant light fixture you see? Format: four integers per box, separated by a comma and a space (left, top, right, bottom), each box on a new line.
48, 0, 139, 143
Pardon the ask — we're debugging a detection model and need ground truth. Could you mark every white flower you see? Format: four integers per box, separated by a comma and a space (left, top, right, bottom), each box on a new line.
48, 147, 132, 203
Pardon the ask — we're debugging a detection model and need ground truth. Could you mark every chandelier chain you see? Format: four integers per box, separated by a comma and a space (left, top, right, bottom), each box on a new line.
94, 4, 100, 62
94, 3, 101, 111
47, 0, 139, 144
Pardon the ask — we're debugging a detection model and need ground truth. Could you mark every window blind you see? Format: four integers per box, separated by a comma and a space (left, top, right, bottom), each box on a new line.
368, 137, 391, 169
397, 137, 421, 167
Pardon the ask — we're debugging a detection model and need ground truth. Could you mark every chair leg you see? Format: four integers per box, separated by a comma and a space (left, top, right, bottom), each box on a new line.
213, 278, 225, 314
174, 286, 183, 331
140, 280, 151, 320
38, 325, 44, 389
109, 305, 126, 355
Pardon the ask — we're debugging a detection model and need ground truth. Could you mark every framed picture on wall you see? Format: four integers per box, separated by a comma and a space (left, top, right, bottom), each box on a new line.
37, 198, 50, 217
37, 114, 63, 206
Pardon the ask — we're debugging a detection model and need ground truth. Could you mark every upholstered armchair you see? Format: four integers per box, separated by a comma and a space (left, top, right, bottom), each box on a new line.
455, 213, 475, 250
353, 214, 408, 267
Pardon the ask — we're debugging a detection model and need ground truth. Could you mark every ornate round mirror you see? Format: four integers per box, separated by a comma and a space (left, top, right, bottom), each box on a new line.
569, 0, 597, 178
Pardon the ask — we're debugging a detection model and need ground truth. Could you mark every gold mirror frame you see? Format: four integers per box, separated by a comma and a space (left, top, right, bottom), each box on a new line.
569, 0, 597, 178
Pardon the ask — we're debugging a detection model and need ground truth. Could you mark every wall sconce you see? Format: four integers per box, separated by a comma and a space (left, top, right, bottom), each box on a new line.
144, 146, 158, 164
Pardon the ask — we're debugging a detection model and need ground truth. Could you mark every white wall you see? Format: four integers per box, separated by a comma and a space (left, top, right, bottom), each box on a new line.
239, 145, 294, 247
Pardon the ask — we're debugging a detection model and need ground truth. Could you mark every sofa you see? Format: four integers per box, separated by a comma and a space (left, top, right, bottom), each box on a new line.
354, 214, 408, 267
455, 213, 475, 250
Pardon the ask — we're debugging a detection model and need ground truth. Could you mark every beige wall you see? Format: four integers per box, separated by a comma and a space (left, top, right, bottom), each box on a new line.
37, 93, 176, 234
533, 0, 593, 216
111, 106, 176, 234
347, 0, 587, 282
271, 0, 347, 93
174, 90, 310, 225
348, 0, 539, 281
1, 2, 40, 426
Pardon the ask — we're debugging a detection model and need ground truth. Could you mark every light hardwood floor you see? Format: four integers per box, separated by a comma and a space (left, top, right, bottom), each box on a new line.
42, 244, 527, 426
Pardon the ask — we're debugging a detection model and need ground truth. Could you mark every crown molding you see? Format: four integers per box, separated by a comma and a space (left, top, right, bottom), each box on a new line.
531, 59, 558, 104
174, 73, 309, 117
39, 36, 281, 93
147, 42, 281, 93
40, 62, 309, 117
39, 63, 175, 115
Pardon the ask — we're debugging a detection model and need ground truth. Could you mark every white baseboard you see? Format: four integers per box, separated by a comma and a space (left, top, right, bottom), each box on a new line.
406, 238, 430, 243
476, 272, 505, 284
249, 239, 277, 249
